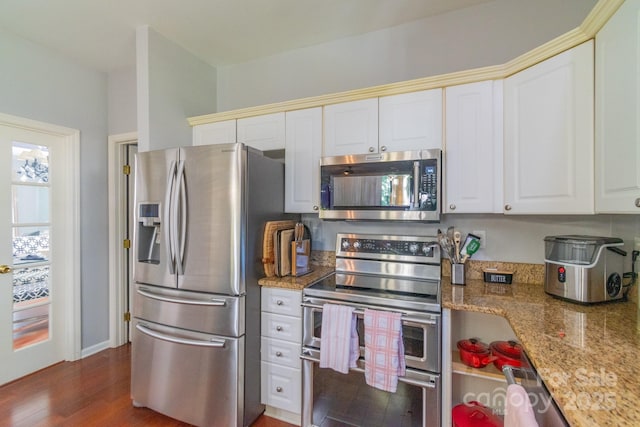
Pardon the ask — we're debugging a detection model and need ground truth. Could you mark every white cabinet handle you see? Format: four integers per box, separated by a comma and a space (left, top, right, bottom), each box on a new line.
313, 205, 319, 211
504, 204, 512, 211
449, 204, 456, 210
276, 351, 283, 357
276, 387, 283, 392
368, 146, 375, 152
276, 300, 283, 305
635, 198, 640, 208
380, 145, 387, 152
276, 326, 283, 331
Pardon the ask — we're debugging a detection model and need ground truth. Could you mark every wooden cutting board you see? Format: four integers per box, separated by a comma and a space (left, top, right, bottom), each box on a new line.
262, 220, 297, 277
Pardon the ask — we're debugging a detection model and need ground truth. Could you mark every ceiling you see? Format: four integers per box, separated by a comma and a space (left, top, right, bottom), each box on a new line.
0, 0, 495, 73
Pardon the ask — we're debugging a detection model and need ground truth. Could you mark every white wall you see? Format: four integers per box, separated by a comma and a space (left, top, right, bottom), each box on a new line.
0, 28, 110, 349
137, 26, 217, 152
216, 0, 597, 111
108, 67, 137, 135
304, 214, 640, 270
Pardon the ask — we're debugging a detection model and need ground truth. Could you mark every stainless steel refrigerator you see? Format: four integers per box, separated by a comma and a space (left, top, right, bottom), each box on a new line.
130, 143, 291, 427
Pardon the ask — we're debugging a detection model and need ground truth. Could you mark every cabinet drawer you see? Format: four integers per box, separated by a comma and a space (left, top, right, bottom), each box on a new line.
261, 312, 302, 342
261, 288, 302, 317
261, 337, 301, 369
261, 361, 301, 414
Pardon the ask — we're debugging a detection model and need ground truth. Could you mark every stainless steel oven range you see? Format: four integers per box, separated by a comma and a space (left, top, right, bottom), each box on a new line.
301, 233, 442, 427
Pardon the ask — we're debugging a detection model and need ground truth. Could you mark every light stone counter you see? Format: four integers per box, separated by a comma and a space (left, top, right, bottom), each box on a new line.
442, 278, 639, 427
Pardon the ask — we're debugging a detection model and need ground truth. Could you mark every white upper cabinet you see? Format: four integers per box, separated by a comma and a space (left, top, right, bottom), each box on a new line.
595, 0, 640, 213
192, 120, 236, 146
237, 112, 286, 151
379, 89, 443, 151
445, 80, 503, 213
503, 40, 594, 214
285, 107, 322, 213
323, 98, 378, 157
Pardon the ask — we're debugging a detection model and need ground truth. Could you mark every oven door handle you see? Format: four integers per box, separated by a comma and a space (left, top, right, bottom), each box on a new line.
301, 348, 437, 389
301, 301, 438, 326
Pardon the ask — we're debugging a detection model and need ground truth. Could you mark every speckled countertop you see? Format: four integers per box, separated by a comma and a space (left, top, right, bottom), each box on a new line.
259, 255, 640, 427
442, 278, 640, 427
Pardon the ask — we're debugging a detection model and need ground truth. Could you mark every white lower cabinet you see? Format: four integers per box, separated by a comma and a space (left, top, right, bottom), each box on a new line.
260, 288, 302, 425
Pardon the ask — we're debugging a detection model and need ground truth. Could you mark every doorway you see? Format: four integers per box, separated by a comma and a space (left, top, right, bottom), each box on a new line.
108, 132, 138, 347
0, 113, 80, 385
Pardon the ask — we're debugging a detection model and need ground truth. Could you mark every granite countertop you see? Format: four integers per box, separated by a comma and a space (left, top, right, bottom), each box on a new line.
442, 278, 640, 427
258, 265, 334, 290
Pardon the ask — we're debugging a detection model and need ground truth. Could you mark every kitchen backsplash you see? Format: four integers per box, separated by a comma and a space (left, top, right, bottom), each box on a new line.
441, 260, 544, 284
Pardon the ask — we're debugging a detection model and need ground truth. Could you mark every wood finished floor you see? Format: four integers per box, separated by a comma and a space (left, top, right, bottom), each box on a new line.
0, 344, 296, 427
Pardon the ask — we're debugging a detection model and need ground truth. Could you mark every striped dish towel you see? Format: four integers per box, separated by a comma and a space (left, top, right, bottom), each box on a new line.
364, 308, 405, 392
319, 304, 359, 374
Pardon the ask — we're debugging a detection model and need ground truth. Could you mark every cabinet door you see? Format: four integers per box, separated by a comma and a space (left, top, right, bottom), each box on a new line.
445, 81, 503, 213
323, 98, 378, 157
285, 108, 322, 213
379, 89, 443, 151
504, 40, 594, 214
595, 0, 640, 213
237, 112, 285, 151
192, 120, 236, 146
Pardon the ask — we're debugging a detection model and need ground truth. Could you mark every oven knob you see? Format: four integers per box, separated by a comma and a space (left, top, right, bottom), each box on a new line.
422, 244, 431, 255
353, 241, 361, 249
342, 240, 350, 249
409, 243, 418, 254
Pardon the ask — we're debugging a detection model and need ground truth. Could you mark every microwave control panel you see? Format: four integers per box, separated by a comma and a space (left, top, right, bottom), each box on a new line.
419, 163, 438, 211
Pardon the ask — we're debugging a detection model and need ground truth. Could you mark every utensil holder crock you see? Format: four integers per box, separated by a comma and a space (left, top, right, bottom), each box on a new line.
451, 263, 466, 285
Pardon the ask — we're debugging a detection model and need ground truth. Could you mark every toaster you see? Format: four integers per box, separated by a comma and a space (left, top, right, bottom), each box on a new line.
544, 235, 626, 304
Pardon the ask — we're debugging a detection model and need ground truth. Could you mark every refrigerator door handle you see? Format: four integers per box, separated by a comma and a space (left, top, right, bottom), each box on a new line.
137, 287, 227, 306
175, 160, 187, 275
164, 160, 178, 274
135, 323, 226, 348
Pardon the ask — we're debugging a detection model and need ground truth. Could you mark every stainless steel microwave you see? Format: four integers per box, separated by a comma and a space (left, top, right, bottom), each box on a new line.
319, 149, 442, 221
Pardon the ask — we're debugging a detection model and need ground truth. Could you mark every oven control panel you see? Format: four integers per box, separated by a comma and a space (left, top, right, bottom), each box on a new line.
336, 234, 439, 260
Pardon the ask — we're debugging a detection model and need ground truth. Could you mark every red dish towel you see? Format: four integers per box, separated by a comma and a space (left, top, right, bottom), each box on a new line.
363, 308, 405, 392
319, 304, 359, 374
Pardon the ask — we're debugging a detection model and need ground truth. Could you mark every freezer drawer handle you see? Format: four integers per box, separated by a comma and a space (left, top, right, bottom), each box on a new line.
136, 323, 226, 348
137, 288, 227, 306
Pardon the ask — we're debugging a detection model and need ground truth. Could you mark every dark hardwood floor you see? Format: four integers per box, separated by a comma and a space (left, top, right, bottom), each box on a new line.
0, 344, 296, 427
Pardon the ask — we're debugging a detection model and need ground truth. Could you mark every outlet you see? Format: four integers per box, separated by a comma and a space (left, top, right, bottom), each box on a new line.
635, 237, 640, 252
472, 230, 487, 249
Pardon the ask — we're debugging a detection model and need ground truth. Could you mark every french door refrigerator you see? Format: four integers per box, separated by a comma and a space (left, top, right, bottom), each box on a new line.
131, 143, 290, 427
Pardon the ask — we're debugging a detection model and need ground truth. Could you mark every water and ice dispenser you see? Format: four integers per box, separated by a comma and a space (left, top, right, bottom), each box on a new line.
137, 203, 161, 264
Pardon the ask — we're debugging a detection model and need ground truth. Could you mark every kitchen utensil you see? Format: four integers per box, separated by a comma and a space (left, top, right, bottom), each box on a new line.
490, 340, 524, 370
457, 339, 496, 368
453, 231, 461, 262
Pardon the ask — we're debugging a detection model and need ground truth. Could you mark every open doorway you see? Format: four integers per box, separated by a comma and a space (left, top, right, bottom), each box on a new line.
108, 132, 137, 347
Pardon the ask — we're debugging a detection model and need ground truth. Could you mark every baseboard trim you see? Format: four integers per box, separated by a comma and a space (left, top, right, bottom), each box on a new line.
80, 340, 111, 359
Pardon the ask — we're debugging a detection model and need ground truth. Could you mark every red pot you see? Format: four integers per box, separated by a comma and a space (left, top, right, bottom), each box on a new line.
457, 338, 497, 368
490, 340, 524, 370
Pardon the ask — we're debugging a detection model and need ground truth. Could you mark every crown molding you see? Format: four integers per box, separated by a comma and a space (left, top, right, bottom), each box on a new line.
188, 0, 624, 127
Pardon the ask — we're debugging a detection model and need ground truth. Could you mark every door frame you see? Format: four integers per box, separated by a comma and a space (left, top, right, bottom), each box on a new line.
108, 132, 137, 347
0, 112, 81, 362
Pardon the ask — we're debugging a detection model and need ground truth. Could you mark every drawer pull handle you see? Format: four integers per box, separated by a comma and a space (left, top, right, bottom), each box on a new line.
276, 386, 283, 393
276, 300, 284, 305
276, 351, 283, 357
276, 326, 283, 331
635, 198, 640, 208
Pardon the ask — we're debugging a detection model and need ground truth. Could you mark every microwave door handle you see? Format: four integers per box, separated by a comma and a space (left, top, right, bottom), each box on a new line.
413, 161, 420, 208
164, 160, 177, 274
